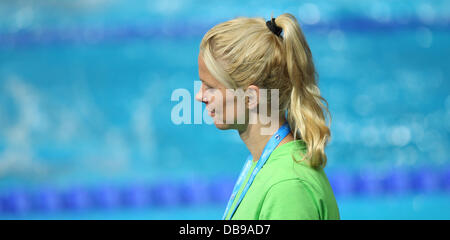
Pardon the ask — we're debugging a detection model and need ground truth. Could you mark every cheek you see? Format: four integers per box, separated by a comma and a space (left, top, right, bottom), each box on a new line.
209, 90, 225, 111
221, 96, 239, 118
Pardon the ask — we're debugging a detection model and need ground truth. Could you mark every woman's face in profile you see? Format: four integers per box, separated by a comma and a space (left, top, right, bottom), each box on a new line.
195, 53, 246, 130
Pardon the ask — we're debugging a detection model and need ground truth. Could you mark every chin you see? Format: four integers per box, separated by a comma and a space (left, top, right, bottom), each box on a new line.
213, 119, 247, 131
213, 121, 234, 130
211, 115, 234, 130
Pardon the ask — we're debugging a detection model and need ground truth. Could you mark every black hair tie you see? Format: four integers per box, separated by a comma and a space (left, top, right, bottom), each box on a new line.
266, 18, 282, 37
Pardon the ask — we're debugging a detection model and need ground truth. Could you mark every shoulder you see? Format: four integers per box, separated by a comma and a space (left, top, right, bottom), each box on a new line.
259, 179, 321, 220
258, 152, 322, 187
265, 179, 317, 202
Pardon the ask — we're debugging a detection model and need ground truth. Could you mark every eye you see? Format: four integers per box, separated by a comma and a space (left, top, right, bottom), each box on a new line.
203, 83, 212, 90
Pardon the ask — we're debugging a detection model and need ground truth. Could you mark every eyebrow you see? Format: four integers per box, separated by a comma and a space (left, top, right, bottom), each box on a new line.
200, 78, 213, 87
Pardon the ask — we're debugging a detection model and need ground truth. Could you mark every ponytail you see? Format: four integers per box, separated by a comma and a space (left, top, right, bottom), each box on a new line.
275, 13, 332, 169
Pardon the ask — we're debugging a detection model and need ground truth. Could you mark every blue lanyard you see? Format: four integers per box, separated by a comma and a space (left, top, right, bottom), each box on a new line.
222, 122, 291, 220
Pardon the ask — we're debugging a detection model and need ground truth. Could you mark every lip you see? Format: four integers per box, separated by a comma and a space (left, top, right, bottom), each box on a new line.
206, 104, 215, 116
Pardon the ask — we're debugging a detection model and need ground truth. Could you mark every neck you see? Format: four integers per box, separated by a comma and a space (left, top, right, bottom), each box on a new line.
238, 115, 294, 162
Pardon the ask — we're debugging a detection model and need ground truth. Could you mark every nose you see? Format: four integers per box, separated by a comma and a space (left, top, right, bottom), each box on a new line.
195, 87, 207, 103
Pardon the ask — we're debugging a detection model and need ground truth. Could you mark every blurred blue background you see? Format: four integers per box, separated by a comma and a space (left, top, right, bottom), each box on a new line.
0, 0, 449, 219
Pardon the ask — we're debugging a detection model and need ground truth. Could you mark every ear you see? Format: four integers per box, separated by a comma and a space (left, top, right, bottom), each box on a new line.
246, 85, 260, 110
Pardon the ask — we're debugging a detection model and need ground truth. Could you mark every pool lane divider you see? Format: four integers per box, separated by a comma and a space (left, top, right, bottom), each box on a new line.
0, 167, 449, 215
1, 16, 449, 48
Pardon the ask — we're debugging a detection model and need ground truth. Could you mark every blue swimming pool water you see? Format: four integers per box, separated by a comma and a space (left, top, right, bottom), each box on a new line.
0, 0, 449, 219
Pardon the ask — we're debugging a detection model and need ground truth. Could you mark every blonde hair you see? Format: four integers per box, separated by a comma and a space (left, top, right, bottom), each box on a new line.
199, 13, 331, 169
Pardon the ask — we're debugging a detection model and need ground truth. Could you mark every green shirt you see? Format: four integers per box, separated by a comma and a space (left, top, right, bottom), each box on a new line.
225, 140, 340, 220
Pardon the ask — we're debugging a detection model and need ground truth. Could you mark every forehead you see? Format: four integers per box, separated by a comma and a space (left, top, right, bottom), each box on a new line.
198, 53, 218, 85
198, 53, 208, 77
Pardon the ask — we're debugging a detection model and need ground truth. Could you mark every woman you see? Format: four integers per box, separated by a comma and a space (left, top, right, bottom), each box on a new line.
195, 13, 340, 220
